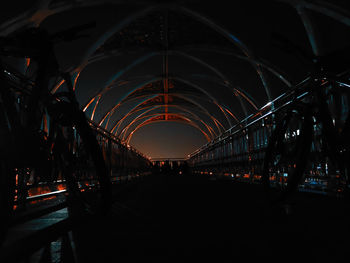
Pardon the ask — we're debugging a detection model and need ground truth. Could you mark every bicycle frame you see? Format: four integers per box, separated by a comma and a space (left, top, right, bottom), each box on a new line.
262, 72, 350, 204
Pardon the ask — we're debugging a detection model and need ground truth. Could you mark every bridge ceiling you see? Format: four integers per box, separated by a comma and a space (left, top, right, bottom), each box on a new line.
1, 0, 350, 150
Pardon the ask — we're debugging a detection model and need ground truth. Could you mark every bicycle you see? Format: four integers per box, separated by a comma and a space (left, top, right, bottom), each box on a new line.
262, 38, 350, 209
0, 24, 112, 244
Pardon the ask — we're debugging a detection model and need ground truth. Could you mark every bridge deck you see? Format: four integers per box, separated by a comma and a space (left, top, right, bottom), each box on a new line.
1, 174, 349, 262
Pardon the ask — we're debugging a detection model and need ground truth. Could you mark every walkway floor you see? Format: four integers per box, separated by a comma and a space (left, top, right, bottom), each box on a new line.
70, 174, 350, 262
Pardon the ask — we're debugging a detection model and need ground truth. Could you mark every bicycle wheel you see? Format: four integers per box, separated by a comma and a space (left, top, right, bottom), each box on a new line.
50, 106, 112, 215
262, 104, 313, 204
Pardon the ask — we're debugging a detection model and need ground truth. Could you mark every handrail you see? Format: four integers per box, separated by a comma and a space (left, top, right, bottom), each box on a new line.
187, 76, 314, 158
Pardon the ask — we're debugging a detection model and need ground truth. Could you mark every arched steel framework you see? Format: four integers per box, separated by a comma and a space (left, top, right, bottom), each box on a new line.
1, 0, 349, 145
110, 94, 226, 136
124, 113, 212, 145
109, 94, 226, 136
116, 92, 240, 128
119, 106, 218, 141
80, 50, 258, 126
86, 74, 244, 130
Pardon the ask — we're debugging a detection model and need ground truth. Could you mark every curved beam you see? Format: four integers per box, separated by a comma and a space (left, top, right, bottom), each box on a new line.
110, 94, 226, 136
94, 74, 243, 129
50, 5, 261, 110
296, 6, 321, 56
123, 111, 215, 142
177, 45, 293, 88
81, 50, 255, 117
172, 5, 272, 102
114, 101, 224, 136
116, 101, 225, 137
85, 4, 271, 102
276, 0, 350, 56
3, 0, 348, 90
121, 112, 214, 142
119, 104, 218, 140
114, 92, 238, 131
124, 114, 211, 145
81, 50, 256, 126
275, 0, 350, 27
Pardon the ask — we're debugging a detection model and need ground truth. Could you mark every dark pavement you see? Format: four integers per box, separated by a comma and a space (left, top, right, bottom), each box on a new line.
70, 174, 350, 262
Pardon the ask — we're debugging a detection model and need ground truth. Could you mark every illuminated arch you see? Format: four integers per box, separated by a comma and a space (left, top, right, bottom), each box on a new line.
109, 94, 226, 136
124, 113, 211, 145
80, 50, 258, 125
118, 104, 218, 140
89, 74, 244, 129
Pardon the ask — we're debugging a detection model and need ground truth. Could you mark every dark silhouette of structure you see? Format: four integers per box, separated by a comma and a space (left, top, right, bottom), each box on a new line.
0, 1, 350, 262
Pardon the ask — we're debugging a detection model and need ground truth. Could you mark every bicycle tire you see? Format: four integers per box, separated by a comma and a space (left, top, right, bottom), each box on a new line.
262, 104, 313, 204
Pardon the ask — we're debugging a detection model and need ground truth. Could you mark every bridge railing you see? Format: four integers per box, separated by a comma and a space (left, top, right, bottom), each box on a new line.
187, 76, 349, 196
1, 66, 152, 211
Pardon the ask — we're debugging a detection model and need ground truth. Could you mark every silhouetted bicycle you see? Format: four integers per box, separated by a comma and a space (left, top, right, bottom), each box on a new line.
262, 35, 350, 208
0, 23, 112, 244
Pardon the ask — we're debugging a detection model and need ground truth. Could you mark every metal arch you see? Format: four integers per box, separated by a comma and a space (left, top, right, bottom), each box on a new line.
173, 5, 272, 102
110, 95, 226, 137
276, 0, 350, 57
71, 44, 293, 93
120, 91, 241, 126
81, 52, 158, 112
81, 50, 257, 125
122, 113, 214, 143
123, 102, 224, 137
84, 4, 272, 102
56, 42, 295, 95
2, 0, 348, 80
296, 6, 321, 56
46, 4, 263, 108
118, 104, 218, 140
94, 74, 243, 128
124, 113, 211, 145
106, 93, 224, 132
177, 45, 294, 88
80, 50, 255, 121
275, 0, 350, 27
110, 94, 226, 136
112, 91, 235, 133
119, 107, 217, 142
113, 100, 225, 136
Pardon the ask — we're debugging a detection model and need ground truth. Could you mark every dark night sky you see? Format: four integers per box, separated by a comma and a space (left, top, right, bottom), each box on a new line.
1, 0, 350, 159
